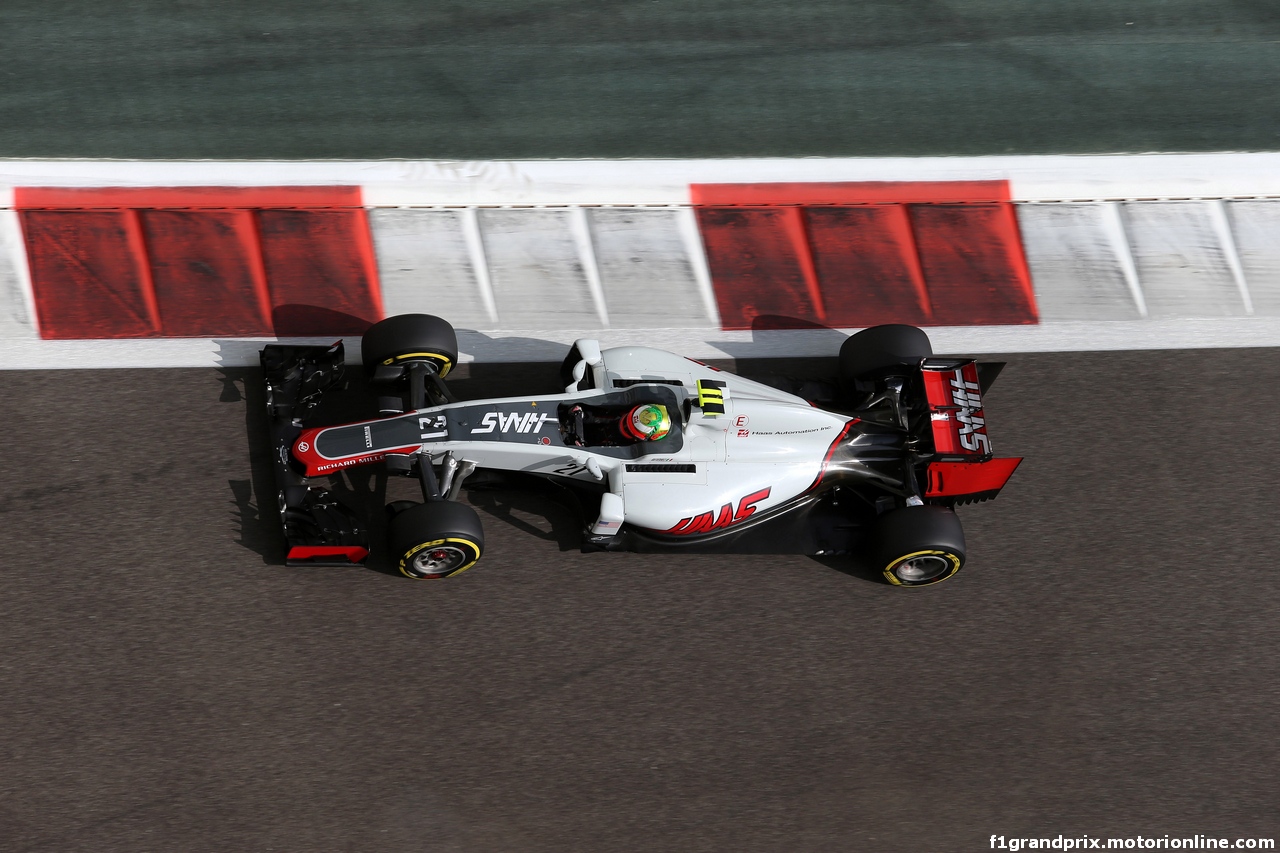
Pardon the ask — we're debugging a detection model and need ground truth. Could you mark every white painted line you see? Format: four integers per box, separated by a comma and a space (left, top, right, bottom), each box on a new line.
1224, 201, 1280, 316
459, 208, 499, 325
1100, 202, 1147, 318
457, 319, 1280, 361
675, 206, 721, 329
1016, 203, 1140, 321
568, 206, 609, 328
5, 318, 1280, 370
0, 337, 362, 370
370, 209, 493, 328
1207, 199, 1253, 315
478, 209, 601, 329
1124, 201, 1246, 318
10, 152, 1280, 205
0, 210, 38, 338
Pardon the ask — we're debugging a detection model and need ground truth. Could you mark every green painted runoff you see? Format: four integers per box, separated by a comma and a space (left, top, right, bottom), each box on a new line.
1, 1, 1277, 159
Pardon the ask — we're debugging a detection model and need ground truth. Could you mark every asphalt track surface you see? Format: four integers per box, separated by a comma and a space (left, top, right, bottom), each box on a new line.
1, 347, 1278, 852
2, 2, 1280, 159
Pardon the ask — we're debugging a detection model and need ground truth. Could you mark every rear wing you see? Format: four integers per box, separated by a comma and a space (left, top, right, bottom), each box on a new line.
919, 358, 1021, 505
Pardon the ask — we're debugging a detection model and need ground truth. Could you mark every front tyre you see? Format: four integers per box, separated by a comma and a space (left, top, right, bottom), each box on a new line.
388, 501, 485, 579
361, 313, 459, 380
873, 505, 965, 588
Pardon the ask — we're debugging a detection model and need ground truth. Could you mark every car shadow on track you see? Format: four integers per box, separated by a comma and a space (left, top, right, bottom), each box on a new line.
466, 484, 586, 552
810, 555, 890, 585
219, 366, 288, 567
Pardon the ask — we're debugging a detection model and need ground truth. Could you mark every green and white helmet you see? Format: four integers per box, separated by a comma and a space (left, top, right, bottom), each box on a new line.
621, 403, 672, 441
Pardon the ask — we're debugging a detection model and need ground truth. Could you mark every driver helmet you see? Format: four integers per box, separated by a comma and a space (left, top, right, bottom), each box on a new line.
620, 403, 671, 441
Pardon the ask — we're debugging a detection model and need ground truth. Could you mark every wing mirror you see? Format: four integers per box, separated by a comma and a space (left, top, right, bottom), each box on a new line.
565, 339, 604, 393
574, 339, 603, 366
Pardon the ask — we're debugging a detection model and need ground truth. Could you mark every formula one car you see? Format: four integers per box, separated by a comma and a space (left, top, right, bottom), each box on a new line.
261, 315, 1021, 587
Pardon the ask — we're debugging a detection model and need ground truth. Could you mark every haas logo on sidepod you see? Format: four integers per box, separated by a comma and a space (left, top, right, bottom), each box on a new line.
660, 488, 771, 535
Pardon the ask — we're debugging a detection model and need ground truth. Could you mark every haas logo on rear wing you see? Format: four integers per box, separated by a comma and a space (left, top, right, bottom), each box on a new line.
920, 358, 1023, 505
922, 360, 992, 459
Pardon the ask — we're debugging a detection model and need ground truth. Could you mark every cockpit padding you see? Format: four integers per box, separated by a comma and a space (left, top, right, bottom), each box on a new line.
557, 386, 684, 458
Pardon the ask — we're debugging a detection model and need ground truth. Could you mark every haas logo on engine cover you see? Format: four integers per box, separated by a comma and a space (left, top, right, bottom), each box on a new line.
660, 488, 771, 535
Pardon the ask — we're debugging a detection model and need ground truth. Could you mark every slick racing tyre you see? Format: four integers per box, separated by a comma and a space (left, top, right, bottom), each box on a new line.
388, 501, 485, 579
362, 314, 459, 380
838, 324, 932, 391
873, 505, 966, 588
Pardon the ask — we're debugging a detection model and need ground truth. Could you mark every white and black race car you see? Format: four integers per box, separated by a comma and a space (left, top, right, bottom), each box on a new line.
262, 314, 1021, 587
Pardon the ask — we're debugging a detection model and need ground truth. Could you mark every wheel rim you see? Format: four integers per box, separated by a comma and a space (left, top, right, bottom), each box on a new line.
409, 545, 468, 577
892, 554, 953, 584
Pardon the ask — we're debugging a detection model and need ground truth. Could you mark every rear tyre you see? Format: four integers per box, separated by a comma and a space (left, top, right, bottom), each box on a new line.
873, 505, 965, 588
361, 314, 459, 380
839, 324, 932, 391
388, 501, 485, 579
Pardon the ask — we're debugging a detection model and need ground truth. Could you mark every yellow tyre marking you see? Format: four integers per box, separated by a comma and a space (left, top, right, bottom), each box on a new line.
399, 536, 481, 579
380, 352, 455, 377
882, 549, 961, 587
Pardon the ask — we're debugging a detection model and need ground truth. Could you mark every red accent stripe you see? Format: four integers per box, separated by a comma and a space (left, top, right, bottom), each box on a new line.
141, 210, 270, 336
781, 206, 825, 322
691, 181, 1011, 206
925, 458, 1022, 498
909, 204, 1038, 325
122, 210, 162, 333
805, 205, 931, 327
15, 186, 363, 209
15, 186, 381, 339
691, 181, 1037, 331
807, 418, 858, 491
240, 211, 276, 332
999, 199, 1036, 319
287, 545, 370, 564
694, 207, 820, 329
20, 211, 158, 338
257, 209, 382, 335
